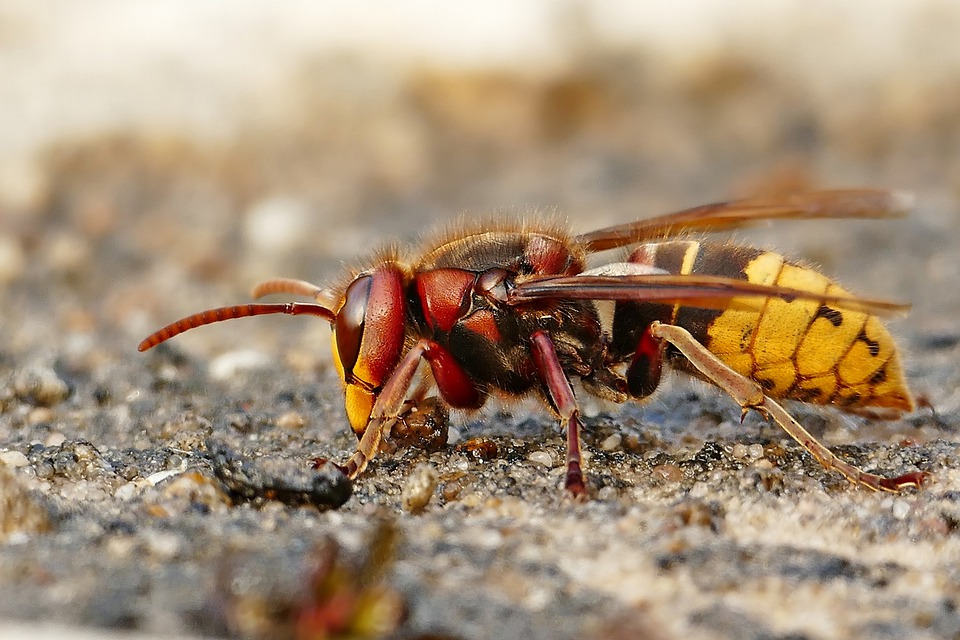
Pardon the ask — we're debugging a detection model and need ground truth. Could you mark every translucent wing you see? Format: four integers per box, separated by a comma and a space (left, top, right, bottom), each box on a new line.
578, 189, 912, 252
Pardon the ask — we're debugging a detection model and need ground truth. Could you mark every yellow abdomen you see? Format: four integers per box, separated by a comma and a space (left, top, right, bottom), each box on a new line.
704, 250, 914, 413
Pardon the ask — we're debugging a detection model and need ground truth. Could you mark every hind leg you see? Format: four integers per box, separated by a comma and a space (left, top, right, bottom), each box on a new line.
649, 321, 928, 492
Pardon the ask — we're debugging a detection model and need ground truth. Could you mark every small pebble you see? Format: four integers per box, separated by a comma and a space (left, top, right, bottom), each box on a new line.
120, 464, 140, 481
600, 433, 622, 451
446, 426, 462, 446
0, 464, 51, 539
459, 491, 486, 508
158, 471, 231, 513
105, 536, 136, 559
208, 350, 271, 380
0, 451, 29, 468
527, 451, 554, 467
440, 472, 474, 502
731, 443, 749, 460
401, 463, 439, 514
892, 499, 911, 520
748, 443, 765, 460
143, 531, 181, 560
454, 437, 499, 461
597, 485, 619, 501
146, 468, 186, 486
275, 411, 306, 430
113, 482, 140, 501
14, 368, 70, 407
33, 461, 55, 480
490, 496, 528, 519
156, 364, 178, 383
45, 432, 66, 447
73, 442, 99, 462
651, 463, 684, 483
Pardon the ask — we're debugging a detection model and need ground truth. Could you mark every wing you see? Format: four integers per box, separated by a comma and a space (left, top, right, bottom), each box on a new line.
508, 273, 909, 317
577, 189, 913, 252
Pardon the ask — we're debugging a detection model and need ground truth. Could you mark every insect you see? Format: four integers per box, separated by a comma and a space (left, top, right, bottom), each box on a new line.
140, 189, 929, 497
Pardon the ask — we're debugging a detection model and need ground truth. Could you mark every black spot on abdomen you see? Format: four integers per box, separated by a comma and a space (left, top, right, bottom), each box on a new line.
857, 329, 881, 357
815, 305, 844, 327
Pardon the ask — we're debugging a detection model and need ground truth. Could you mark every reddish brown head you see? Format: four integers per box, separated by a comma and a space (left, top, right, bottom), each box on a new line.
330, 264, 408, 435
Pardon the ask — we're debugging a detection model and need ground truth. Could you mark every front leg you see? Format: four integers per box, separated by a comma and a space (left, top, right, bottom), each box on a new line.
343, 338, 482, 480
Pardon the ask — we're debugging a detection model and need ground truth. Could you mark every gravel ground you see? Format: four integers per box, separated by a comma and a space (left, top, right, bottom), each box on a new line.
2, 4, 960, 639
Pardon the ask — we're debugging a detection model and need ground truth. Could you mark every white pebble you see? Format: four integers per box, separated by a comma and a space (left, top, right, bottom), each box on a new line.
597, 485, 619, 501
146, 466, 186, 486
208, 349, 271, 380
45, 432, 66, 447
0, 451, 29, 467
527, 451, 554, 467
524, 587, 552, 611
114, 482, 139, 501
600, 433, 622, 451
446, 426, 462, 446
892, 499, 911, 520
401, 463, 439, 513
144, 531, 181, 560
275, 411, 306, 430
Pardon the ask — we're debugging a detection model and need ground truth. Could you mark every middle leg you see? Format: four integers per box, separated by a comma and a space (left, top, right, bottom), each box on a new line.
531, 330, 588, 497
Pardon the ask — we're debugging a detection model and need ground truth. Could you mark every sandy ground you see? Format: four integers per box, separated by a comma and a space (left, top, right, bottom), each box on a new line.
2, 3, 960, 639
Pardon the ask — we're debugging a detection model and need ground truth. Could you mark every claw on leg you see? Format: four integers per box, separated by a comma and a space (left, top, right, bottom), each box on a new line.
760, 396, 927, 492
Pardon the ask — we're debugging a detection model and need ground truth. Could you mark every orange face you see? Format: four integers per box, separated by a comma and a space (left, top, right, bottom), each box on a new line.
330, 265, 408, 435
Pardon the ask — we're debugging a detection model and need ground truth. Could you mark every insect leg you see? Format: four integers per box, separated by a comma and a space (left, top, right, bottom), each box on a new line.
649, 322, 765, 411
648, 322, 928, 492
343, 342, 430, 479
531, 331, 588, 497
343, 338, 481, 480
757, 397, 928, 491
625, 324, 667, 398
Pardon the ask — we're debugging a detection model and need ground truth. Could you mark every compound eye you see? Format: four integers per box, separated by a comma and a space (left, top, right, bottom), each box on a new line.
334, 275, 372, 379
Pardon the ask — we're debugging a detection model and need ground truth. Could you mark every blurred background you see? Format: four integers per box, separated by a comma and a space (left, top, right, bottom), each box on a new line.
3, 0, 959, 362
